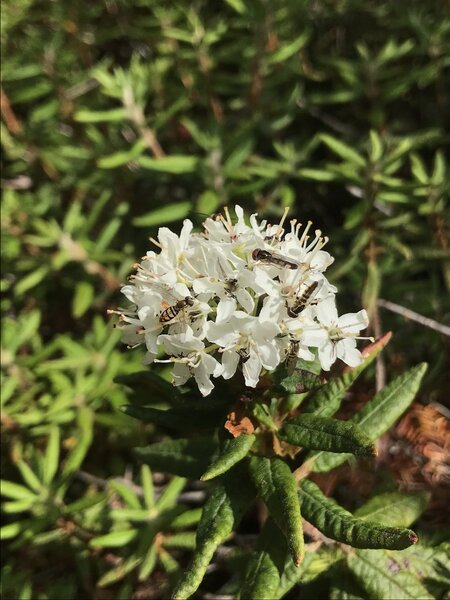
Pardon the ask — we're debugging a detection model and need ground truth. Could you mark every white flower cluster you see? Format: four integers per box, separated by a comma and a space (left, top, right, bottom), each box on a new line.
115, 206, 369, 396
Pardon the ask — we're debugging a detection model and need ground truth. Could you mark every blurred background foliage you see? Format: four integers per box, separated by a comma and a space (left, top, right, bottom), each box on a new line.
1, 0, 449, 598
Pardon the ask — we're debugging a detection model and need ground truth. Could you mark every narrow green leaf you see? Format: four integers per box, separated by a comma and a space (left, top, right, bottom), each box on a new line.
61, 407, 93, 478
348, 549, 433, 599
172, 465, 254, 600
90, 529, 138, 548
132, 201, 191, 227
163, 532, 196, 550
138, 543, 157, 581
241, 518, 288, 600
98, 556, 142, 587
299, 480, 418, 550
278, 414, 375, 455
97, 139, 146, 168
109, 480, 141, 510
201, 434, 255, 481
249, 456, 304, 566
298, 168, 337, 181
135, 437, 219, 479
169, 508, 202, 529
16, 460, 42, 493
74, 108, 128, 122
15, 266, 50, 296
141, 465, 155, 510
354, 491, 429, 527
311, 363, 427, 472
302, 332, 392, 417
72, 281, 94, 318
319, 134, 366, 167
137, 155, 198, 173
43, 427, 60, 485
155, 476, 186, 512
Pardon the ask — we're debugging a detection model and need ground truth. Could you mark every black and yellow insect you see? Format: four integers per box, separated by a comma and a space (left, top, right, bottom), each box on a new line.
287, 281, 319, 318
159, 296, 195, 323
252, 248, 299, 270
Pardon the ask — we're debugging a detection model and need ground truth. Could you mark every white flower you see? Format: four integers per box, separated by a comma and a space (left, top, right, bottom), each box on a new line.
307, 296, 369, 370
114, 205, 369, 395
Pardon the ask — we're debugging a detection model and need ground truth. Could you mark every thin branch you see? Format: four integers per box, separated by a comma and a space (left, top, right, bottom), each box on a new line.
378, 298, 450, 337
0, 86, 23, 135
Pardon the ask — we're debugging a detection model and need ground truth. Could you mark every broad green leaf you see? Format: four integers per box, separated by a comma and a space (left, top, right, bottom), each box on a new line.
278, 414, 375, 455
319, 134, 366, 167
299, 480, 417, 550
132, 201, 191, 227
241, 518, 288, 600
135, 437, 219, 479
248, 456, 304, 566
90, 529, 138, 548
348, 549, 433, 599
42, 427, 59, 485
137, 155, 198, 173
354, 491, 429, 527
302, 332, 392, 417
311, 363, 427, 472
201, 434, 255, 481
330, 576, 366, 600
172, 465, 254, 600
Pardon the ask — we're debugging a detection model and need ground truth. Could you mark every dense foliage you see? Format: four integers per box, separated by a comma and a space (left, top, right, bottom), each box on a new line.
1, 1, 449, 598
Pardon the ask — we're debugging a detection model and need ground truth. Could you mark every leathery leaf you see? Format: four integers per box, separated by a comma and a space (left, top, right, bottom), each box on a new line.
302, 332, 392, 418
278, 414, 376, 455
201, 433, 255, 481
299, 480, 418, 550
248, 456, 304, 566
348, 549, 433, 599
240, 518, 288, 600
172, 464, 254, 600
311, 362, 427, 473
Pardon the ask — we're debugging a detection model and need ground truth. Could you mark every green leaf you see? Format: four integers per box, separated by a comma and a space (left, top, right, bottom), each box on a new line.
97, 139, 147, 168
163, 532, 197, 550
135, 437, 219, 479
298, 168, 337, 181
319, 134, 366, 167
311, 362, 427, 472
362, 261, 381, 317
73, 108, 128, 122
109, 480, 141, 510
299, 480, 418, 550
122, 402, 228, 430
15, 266, 50, 296
201, 434, 255, 481
301, 332, 392, 418
354, 491, 429, 527
72, 281, 94, 318
141, 465, 155, 510
172, 465, 254, 600
132, 201, 191, 227
98, 556, 142, 587
155, 476, 185, 512
248, 456, 304, 566
16, 460, 42, 493
348, 549, 433, 599
115, 371, 182, 404
0, 480, 36, 500
61, 407, 93, 479
278, 414, 376, 455
137, 155, 198, 173
241, 518, 288, 600
43, 427, 60, 485
90, 529, 138, 548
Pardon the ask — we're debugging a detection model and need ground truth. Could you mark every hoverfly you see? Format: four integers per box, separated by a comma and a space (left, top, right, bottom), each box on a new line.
238, 348, 250, 363
286, 338, 300, 375
224, 277, 238, 297
159, 296, 195, 323
252, 248, 298, 270
286, 281, 321, 318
